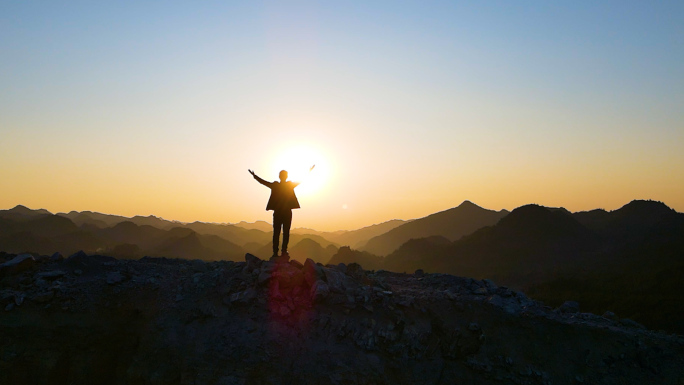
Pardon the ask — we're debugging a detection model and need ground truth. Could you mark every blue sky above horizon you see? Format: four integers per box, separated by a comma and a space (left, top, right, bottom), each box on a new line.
1, 1, 683, 230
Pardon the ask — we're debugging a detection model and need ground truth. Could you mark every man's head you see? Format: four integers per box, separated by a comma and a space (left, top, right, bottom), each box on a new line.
279, 170, 288, 182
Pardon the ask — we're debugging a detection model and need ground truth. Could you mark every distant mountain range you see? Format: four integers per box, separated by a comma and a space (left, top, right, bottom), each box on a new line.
360, 200, 508, 256
0, 205, 409, 264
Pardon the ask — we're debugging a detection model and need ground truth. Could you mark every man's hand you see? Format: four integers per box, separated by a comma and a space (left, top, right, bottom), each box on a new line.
248, 169, 256, 177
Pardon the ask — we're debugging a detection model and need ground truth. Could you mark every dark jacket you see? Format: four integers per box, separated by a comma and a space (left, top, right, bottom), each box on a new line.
254, 176, 301, 211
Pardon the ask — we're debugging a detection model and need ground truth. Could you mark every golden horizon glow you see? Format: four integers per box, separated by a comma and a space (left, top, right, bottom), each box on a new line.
1, 3, 683, 232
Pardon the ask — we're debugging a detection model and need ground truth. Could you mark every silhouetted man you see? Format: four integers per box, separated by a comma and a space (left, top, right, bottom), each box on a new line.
249, 166, 313, 259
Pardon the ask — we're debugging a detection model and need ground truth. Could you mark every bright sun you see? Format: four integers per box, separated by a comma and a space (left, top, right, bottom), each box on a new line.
270, 145, 329, 197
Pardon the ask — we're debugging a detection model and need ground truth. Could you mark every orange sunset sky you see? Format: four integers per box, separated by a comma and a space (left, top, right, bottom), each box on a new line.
1, 2, 683, 231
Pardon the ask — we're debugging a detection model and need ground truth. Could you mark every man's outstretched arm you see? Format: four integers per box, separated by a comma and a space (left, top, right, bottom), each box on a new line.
293, 165, 315, 187
248, 169, 272, 187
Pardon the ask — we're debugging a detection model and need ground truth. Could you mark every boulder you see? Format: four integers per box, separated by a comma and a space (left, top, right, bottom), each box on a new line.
289, 259, 303, 269
14, 292, 25, 306
67, 250, 88, 261
337, 263, 347, 273
106, 271, 125, 285
323, 267, 346, 294
36, 270, 66, 280
482, 279, 498, 292
0, 254, 36, 277
346, 263, 364, 278
257, 262, 277, 285
303, 258, 324, 286
273, 264, 304, 289
244, 253, 262, 274
310, 280, 330, 302
472, 287, 488, 295
487, 294, 521, 315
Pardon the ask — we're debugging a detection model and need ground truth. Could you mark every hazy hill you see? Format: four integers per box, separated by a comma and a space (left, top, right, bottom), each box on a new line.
58, 210, 181, 230
0, 205, 51, 222
0, 213, 110, 256
233, 220, 273, 232
130, 215, 180, 230
184, 221, 271, 247
381, 235, 451, 273
288, 238, 335, 264
300, 219, 408, 249
99, 221, 169, 250
0, 211, 246, 261
19, 214, 80, 238
327, 246, 384, 270
58, 211, 115, 228
251, 235, 340, 262
151, 230, 244, 261
361, 201, 508, 256
46, 207, 405, 252
58, 210, 142, 228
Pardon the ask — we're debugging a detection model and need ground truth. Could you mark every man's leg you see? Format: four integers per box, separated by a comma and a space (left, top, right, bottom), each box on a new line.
281, 210, 293, 254
273, 212, 283, 256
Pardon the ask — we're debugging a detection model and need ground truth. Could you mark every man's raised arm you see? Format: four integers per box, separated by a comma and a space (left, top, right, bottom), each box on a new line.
248, 169, 272, 187
291, 165, 315, 187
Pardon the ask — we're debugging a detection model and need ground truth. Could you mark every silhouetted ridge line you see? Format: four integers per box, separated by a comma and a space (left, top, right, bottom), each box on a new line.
361, 200, 508, 256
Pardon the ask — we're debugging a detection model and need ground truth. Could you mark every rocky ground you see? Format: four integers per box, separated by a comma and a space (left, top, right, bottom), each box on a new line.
1, 251, 683, 385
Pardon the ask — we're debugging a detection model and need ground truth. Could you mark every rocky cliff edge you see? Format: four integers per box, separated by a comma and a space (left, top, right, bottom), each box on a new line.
1, 252, 682, 384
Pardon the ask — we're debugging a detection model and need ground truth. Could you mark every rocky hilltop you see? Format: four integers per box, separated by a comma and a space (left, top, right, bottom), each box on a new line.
1, 252, 682, 385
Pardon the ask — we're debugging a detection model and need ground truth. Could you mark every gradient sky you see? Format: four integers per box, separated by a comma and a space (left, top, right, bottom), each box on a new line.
1, 1, 683, 231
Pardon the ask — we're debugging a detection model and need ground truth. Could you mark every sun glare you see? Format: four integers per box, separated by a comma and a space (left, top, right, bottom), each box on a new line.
271, 145, 329, 197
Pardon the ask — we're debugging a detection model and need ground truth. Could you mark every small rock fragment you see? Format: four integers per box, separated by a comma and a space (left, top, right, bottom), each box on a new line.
36, 270, 66, 280
106, 271, 125, 285
473, 287, 488, 295
559, 301, 580, 314
602, 311, 617, 320
310, 280, 330, 302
